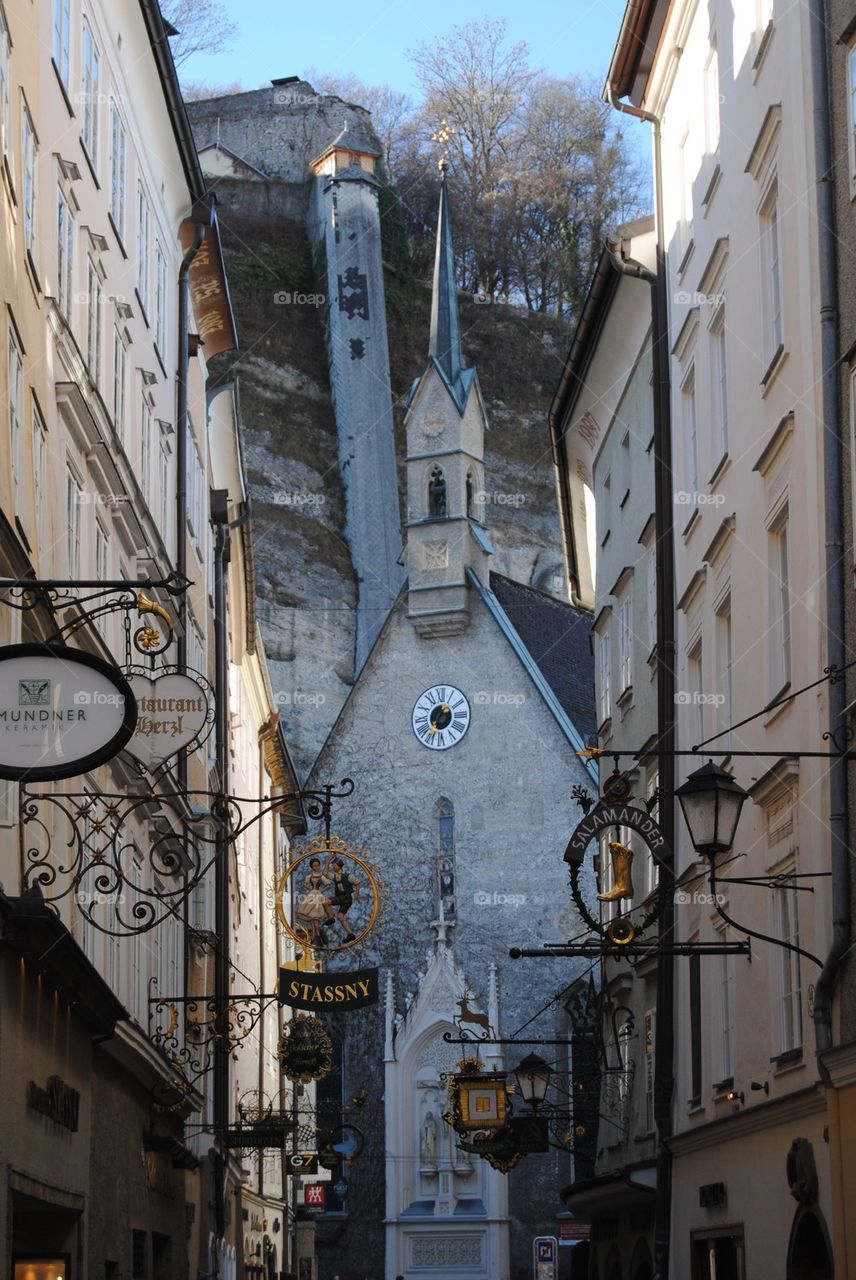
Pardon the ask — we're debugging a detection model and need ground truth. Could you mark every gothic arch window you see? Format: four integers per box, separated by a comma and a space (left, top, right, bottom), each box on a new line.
466, 471, 474, 517
437, 798, 456, 918
428, 465, 447, 517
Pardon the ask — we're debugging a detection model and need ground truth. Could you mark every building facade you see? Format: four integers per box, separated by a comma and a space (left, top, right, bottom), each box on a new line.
0, 4, 304, 1278
550, 220, 659, 1279
602, 1, 841, 1276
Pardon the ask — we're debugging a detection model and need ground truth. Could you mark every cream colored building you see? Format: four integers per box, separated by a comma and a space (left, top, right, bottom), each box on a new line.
0, 2, 303, 1277
605, 1, 837, 1277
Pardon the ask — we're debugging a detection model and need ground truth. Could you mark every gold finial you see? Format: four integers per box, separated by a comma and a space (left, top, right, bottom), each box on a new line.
137, 591, 174, 631
431, 120, 455, 172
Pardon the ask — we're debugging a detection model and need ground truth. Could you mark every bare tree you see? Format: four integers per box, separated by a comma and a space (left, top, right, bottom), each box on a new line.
307, 71, 416, 174
161, 0, 238, 68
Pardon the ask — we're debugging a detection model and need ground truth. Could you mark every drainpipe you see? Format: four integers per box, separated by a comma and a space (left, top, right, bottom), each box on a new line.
176, 207, 211, 702
806, 0, 849, 1054
605, 85, 676, 1280
211, 490, 232, 1271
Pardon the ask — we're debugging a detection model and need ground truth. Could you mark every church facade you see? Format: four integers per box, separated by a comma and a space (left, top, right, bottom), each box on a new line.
307, 174, 598, 1280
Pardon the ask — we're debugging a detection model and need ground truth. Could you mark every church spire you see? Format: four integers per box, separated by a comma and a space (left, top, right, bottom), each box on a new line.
428, 163, 463, 391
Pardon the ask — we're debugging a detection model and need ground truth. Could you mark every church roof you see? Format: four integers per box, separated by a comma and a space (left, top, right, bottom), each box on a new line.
487, 573, 597, 741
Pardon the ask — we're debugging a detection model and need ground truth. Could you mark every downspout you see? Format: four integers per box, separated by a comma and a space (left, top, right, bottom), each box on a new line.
807, 0, 849, 1054
212, 493, 232, 1270
605, 85, 676, 1280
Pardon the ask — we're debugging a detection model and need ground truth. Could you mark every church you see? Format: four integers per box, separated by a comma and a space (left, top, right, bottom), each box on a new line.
307, 170, 598, 1280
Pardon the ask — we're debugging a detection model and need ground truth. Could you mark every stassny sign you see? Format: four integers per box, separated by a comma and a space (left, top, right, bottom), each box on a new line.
277, 966, 379, 1012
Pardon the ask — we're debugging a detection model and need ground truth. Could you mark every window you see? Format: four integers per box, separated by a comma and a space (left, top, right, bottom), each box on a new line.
112, 327, 126, 440
159, 440, 170, 535
776, 882, 802, 1053
154, 242, 167, 354
647, 545, 657, 653
597, 628, 612, 724
678, 130, 693, 260
8, 325, 23, 507
710, 303, 728, 463
0, 5, 12, 159
66, 466, 82, 576
57, 186, 74, 318
599, 473, 611, 546
86, 257, 102, 385
716, 929, 735, 1082
53, 0, 71, 87
437, 798, 455, 919
682, 366, 699, 504
22, 102, 37, 262
109, 101, 126, 237
187, 618, 204, 676
82, 21, 100, 165
33, 403, 47, 548
760, 178, 783, 361
618, 431, 630, 504
850, 43, 856, 185
691, 1229, 745, 1280
688, 637, 704, 745
95, 518, 108, 581
466, 471, 474, 517
187, 433, 205, 555
689, 950, 702, 1105
140, 395, 153, 501
715, 595, 732, 743
618, 593, 633, 693
768, 506, 791, 694
136, 183, 150, 312
704, 48, 720, 155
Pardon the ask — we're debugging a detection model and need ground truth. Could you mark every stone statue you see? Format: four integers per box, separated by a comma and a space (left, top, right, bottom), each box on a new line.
421, 1110, 438, 1166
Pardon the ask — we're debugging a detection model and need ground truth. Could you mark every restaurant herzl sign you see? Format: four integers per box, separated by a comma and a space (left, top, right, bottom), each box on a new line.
0, 644, 137, 781
126, 672, 210, 769
277, 966, 379, 1012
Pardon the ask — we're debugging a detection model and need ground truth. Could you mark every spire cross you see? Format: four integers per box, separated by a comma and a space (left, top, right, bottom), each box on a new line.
431, 120, 455, 172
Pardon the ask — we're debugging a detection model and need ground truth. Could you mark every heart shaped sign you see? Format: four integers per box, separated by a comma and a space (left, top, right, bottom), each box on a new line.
126, 673, 210, 769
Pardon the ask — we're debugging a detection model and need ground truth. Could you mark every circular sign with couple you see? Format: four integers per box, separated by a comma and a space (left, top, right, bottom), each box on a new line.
277, 834, 380, 953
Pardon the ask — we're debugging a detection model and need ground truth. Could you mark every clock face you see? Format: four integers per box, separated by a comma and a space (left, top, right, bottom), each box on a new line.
412, 685, 471, 750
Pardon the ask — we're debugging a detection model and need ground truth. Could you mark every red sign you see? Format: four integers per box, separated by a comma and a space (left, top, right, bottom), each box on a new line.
305, 1183, 326, 1210
558, 1222, 591, 1244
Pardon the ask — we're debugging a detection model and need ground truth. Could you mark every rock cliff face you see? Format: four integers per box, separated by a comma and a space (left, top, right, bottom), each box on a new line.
196, 89, 572, 777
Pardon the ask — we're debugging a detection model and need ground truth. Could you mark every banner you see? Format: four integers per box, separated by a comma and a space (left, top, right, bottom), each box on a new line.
277, 966, 379, 1012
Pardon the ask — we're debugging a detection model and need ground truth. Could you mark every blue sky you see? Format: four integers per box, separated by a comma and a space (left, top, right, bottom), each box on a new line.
182, 0, 634, 103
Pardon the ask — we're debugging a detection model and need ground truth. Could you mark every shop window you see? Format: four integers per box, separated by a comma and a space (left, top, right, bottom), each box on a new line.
132, 1229, 147, 1279
691, 1229, 745, 1280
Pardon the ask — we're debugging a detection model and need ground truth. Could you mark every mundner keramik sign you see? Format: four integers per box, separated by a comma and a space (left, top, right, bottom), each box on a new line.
0, 644, 137, 782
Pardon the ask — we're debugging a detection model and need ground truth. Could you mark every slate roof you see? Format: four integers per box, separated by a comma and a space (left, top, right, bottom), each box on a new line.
489, 572, 596, 739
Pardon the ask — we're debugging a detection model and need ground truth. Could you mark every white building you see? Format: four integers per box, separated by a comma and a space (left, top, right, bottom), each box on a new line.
606, 1, 836, 1276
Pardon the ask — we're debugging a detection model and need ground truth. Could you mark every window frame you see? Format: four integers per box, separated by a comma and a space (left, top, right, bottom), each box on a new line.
66, 463, 83, 578
0, 3, 12, 162
767, 501, 791, 697
8, 323, 23, 510
81, 19, 100, 168
32, 400, 47, 550
53, 0, 71, 88
56, 184, 74, 319
759, 175, 784, 364
597, 625, 612, 725
21, 99, 37, 264
709, 300, 728, 467
109, 98, 126, 239
136, 181, 150, 314
618, 592, 633, 695
112, 325, 127, 441
774, 876, 802, 1054
86, 256, 103, 386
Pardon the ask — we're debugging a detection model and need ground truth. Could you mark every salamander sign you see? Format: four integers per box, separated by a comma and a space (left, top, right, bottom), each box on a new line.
564, 802, 667, 864
0, 644, 137, 781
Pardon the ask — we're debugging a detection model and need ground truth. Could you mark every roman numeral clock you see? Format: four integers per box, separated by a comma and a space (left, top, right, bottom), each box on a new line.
411, 684, 471, 751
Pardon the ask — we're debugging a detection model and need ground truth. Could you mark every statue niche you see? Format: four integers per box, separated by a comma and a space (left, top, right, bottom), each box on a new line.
428, 466, 447, 517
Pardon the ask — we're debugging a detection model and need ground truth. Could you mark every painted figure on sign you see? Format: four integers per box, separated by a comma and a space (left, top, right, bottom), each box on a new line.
326, 855, 363, 943
296, 857, 333, 944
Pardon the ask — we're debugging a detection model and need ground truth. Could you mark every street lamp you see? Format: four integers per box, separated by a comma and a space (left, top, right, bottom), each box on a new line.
676, 761, 748, 858
514, 1054, 552, 1111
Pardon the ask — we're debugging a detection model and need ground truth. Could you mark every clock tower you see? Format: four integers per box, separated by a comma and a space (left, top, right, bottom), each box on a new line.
404, 167, 492, 637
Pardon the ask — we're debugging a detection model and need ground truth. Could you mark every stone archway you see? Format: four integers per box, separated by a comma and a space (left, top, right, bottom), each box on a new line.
786, 1206, 833, 1280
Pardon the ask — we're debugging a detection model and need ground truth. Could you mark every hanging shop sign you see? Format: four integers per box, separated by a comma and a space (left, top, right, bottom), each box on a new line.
0, 644, 137, 782
180, 219, 238, 357
125, 671, 210, 769
277, 1013, 333, 1083
277, 965, 379, 1011
287, 1153, 318, 1175
275, 834, 381, 954
304, 1184, 326, 1212
564, 772, 671, 945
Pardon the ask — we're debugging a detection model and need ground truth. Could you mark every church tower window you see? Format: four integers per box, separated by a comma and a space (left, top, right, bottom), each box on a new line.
466, 471, 474, 517
428, 466, 447, 517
